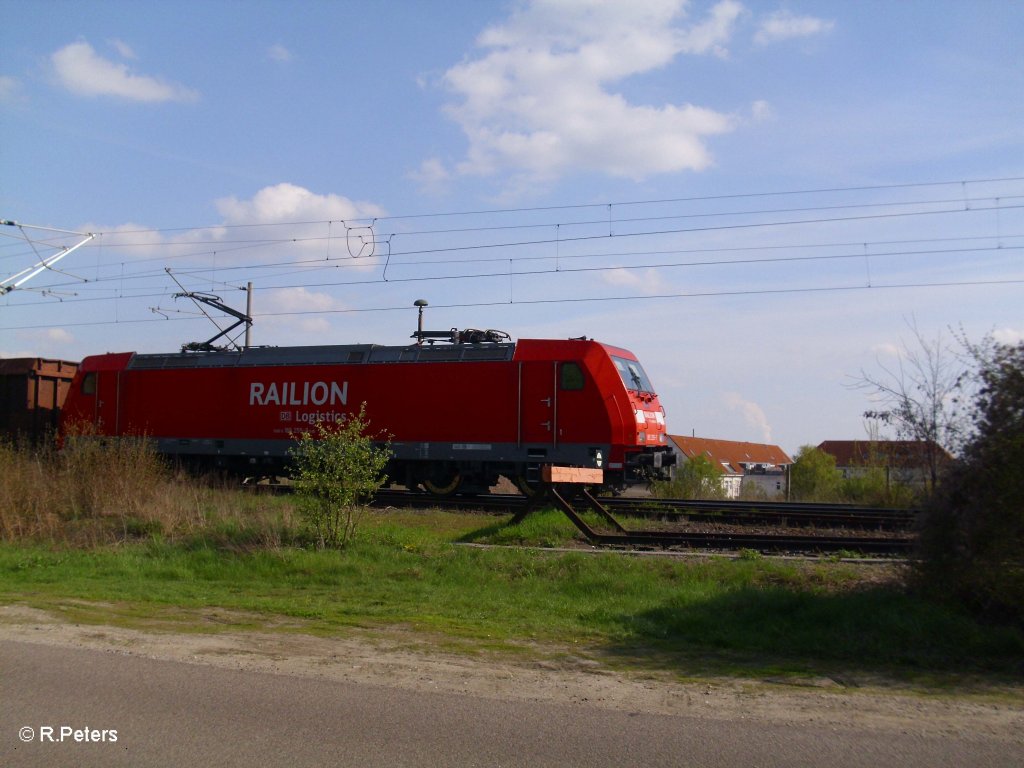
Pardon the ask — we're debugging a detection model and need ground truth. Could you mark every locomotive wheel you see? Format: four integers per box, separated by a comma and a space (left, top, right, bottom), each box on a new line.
422, 469, 463, 496
513, 475, 542, 498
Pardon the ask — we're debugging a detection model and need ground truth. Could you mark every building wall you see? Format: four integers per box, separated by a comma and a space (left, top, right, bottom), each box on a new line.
740, 472, 787, 499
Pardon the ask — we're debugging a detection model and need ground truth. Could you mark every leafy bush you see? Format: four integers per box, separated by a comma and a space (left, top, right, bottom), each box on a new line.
789, 445, 841, 502
913, 340, 1024, 626
289, 405, 390, 549
737, 482, 773, 501
838, 465, 919, 508
651, 453, 726, 499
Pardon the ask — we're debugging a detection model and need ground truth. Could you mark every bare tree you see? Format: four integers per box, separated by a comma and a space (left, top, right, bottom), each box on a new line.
849, 320, 971, 490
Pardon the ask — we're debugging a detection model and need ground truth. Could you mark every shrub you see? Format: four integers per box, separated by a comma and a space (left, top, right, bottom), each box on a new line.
789, 445, 841, 502
839, 465, 919, 508
289, 405, 390, 549
913, 340, 1024, 626
651, 454, 726, 499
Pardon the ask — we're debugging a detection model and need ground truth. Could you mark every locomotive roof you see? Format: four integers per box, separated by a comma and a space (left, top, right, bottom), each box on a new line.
126, 342, 518, 370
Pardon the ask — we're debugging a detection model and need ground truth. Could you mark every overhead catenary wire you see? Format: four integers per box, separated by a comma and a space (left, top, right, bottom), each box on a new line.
3, 276, 1022, 331
11, 191, 1021, 264
3, 175, 1019, 271
1, 240, 1019, 308
18, 174, 1018, 240
8, 198, 1023, 295
2, 174, 1021, 332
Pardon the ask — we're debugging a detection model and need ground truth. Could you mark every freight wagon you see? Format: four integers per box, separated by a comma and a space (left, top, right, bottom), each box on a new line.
0, 358, 79, 444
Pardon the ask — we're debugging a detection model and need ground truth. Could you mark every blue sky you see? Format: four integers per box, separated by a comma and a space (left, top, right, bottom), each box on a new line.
2, 0, 1022, 454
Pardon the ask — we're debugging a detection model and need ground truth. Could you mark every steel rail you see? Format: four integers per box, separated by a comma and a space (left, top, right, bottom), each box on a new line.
553, 528, 912, 555
540, 488, 913, 555
265, 487, 916, 553
370, 490, 918, 531
602, 497, 918, 531
605, 496, 919, 516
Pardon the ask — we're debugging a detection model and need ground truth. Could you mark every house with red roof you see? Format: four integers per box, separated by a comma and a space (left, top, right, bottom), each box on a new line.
816, 440, 952, 489
668, 436, 793, 499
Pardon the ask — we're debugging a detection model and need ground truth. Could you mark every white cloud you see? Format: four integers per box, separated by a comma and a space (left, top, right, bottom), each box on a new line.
262, 286, 341, 314
0, 75, 20, 101
2, 328, 77, 359
754, 10, 835, 46
601, 267, 667, 293
51, 40, 198, 102
80, 185, 388, 269
257, 287, 340, 338
108, 39, 138, 60
993, 327, 1024, 345
751, 99, 774, 122
869, 342, 902, 359
409, 157, 452, 194
268, 44, 292, 63
677, 0, 745, 58
215, 183, 385, 225
43, 328, 75, 344
723, 391, 773, 442
76, 222, 165, 258
437, 0, 740, 185
602, 268, 645, 288
287, 317, 331, 336
172, 183, 388, 264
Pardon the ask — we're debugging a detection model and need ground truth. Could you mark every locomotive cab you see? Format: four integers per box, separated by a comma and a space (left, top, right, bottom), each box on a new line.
609, 353, 674, 484
511, 339, 675, 491
60, 352, 134, 436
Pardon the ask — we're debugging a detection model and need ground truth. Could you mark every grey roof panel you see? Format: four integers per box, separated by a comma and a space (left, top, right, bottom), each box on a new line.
127, 343, 516, 370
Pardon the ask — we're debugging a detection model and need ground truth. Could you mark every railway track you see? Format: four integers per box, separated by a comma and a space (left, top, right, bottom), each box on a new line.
373, 491, 917, 530
602, 496, 918, 532
523, 528, 912, 555
370, 489, 916, 556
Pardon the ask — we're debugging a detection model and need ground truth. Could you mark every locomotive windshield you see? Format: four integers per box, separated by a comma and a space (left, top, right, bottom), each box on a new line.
612, 356, 654, 394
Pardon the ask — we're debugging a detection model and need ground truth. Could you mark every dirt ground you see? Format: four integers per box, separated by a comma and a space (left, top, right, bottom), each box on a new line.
2, 604, 1022, 744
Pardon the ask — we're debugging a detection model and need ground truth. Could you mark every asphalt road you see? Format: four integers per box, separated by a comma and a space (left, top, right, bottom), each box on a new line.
1, 639, 1019, 768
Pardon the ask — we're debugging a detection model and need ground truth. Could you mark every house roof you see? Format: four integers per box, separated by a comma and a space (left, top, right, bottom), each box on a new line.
816, 440, 953, 468
669, 436, 793, 475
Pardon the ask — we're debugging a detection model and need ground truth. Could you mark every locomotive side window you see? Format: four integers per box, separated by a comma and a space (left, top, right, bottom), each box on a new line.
611, 356, 654, 394
560, 362, 584, 391
81, 372, 97, 395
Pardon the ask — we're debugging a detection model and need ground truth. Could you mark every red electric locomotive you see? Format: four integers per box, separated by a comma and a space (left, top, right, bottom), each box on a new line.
59, 327, 675, 493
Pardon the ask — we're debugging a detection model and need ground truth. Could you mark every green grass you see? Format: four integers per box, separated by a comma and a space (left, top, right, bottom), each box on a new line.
5, 440, 1020, 692
3, 507, 1022, 688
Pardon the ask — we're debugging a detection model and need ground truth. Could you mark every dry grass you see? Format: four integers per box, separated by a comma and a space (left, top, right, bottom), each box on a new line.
0, 434, 295, 547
